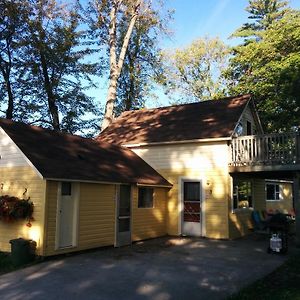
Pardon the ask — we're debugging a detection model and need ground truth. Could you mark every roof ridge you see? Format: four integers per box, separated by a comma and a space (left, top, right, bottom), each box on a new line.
118, 94, 251, 118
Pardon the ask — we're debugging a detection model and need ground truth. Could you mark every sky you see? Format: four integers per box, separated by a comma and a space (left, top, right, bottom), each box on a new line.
92, 0, 300, 108
162, 0, 300, 48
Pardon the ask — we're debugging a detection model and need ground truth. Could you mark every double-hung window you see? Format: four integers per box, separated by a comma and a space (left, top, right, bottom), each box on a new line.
266, 183, 281, 201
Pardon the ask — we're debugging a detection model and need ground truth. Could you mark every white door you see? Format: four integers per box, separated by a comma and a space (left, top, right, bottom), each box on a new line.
57, 182, 78, 249
116, 185, 131, 247
182, 181, 202, 236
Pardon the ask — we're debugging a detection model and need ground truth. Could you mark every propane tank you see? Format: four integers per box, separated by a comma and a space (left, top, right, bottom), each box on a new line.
270, 234, 282, 252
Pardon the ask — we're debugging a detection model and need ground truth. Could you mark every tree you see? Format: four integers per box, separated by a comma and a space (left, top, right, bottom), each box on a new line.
159, 37, 230, 103
20, 0, 99, 132
0, 0, 29, 119
232, 0, 288, 42
86, 0, 172, 130
114, 2, 171, 116
86, 0, 142, 131
227, 10, 300, 131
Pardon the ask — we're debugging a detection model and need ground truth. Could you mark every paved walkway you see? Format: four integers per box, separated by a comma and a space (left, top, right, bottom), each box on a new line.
0, 235, 292, 300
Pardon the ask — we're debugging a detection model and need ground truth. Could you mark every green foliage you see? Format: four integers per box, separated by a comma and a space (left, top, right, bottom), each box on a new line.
160, 37, 230, 103
0, 0, 29, 119
114, 1, 171, 116
232, 0, 289, 42
0, 0, 102, 135
227, 10, 300, 131
85, 0, 172, 118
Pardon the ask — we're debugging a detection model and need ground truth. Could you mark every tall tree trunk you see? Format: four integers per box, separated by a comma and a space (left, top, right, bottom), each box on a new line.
0, 47, 14, 119
101, 0, 141, 131
5, 78, 14, 119
1, 68, 14, 119
40, 51, 60, 131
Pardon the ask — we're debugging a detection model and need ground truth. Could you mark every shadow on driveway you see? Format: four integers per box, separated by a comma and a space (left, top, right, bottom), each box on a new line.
0, 235, 290, 300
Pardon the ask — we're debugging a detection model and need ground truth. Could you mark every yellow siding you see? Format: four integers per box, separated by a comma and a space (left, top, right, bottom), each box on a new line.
44, 181, 116, 256
253, 179, 267, 211
131, 141, 231, 239
132, 187, 167, 241
0, 167, 46, 254
229, 210, 253, 239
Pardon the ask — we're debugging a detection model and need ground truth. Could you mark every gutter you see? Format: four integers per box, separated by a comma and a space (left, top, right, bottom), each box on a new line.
46, 178, 172, 188
124, 137, 232, 148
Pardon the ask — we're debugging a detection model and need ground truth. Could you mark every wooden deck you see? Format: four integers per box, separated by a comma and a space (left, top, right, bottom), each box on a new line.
229, 133, 300, 173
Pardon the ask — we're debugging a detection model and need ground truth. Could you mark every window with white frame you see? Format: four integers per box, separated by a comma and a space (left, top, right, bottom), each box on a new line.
266, 183, 281, 201
233, 180, 252, 209
138, 187, 154, 208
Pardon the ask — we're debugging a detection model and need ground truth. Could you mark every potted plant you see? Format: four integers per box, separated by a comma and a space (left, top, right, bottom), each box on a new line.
0, 195, 34, 226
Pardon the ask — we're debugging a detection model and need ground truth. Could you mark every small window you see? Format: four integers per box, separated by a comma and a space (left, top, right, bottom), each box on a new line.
235, 122, 243, 136
138, 187, 154, 208
233, 180, 252, 209
246, 121, 252, 135
61, 182, 72, 196
184, 182, 200, 201
266, 183, 281, 201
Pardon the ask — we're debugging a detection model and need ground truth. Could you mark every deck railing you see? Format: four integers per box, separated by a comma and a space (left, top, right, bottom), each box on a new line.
230, 133, 300, 166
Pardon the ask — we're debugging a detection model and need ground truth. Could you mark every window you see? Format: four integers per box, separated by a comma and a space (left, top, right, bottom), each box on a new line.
184, 182, 200, 202
138, 187, 154, 208
235, 122, 243, 136
233, 180, 252, 209
61, 182, 71, 196
266, 183, 281, 201
246, 121, 252, 135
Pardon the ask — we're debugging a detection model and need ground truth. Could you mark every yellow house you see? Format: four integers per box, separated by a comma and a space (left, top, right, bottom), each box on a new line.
99, 94, 297, 239
0, 119, 171, 256
1, 95, 297, 255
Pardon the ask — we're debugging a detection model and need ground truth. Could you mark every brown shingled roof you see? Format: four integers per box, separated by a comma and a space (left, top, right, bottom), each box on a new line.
98, 95, 251, 145
0, 119, 171, 187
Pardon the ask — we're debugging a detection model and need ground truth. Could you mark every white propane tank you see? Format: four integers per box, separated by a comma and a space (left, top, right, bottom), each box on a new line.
270, 234, 282, 252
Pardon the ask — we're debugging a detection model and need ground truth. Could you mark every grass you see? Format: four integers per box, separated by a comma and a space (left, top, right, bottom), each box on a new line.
229, 252, 300, 300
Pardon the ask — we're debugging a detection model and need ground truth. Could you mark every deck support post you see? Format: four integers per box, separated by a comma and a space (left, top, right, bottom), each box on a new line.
293, 172, 300, 246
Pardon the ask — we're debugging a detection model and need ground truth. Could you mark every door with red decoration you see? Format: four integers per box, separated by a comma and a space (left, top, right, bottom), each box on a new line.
182, 181, 201, 236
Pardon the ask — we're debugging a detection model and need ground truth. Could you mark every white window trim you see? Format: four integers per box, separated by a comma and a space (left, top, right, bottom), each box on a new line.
178, 177, 205, 237
137, 186, 154, 209
265, 182, 282, 202
114, 184, 132, 247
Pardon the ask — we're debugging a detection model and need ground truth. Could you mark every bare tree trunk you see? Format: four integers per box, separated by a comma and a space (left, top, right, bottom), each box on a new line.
5, 77, 14, 119
1, 68, 14, 119
40, 51, 60, 131
0, 47, 14, 119
101, 0, 141, 131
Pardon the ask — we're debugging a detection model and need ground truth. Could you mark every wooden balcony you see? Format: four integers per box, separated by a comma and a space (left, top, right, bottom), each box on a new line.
229, 133, 300, 173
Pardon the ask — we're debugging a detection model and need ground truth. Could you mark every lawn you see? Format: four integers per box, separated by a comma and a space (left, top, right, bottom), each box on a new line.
229, 252, 300, 300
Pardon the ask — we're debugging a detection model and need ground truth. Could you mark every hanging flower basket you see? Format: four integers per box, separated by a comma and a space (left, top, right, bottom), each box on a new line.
0, 195, 34, 224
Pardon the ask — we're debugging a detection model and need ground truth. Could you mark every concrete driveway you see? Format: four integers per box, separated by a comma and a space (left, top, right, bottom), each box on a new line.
0, 235, 290, 300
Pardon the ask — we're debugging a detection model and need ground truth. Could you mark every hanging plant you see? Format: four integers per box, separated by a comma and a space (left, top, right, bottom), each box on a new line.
0, 195, 34, 224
